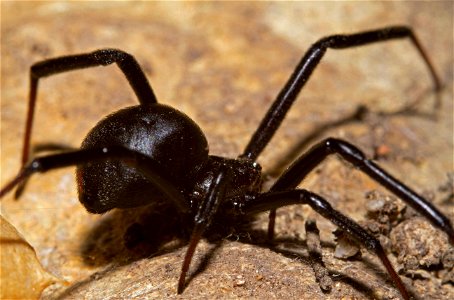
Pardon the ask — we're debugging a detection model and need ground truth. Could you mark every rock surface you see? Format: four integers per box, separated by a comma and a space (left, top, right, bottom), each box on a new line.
1, 2, 453, 299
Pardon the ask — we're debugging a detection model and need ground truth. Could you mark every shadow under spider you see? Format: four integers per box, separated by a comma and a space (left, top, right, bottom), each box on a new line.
75, 202, 411, 299
79, 200, 191, 267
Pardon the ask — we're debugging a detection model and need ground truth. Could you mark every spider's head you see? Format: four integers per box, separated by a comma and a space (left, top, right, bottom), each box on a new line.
188, 155, 262, 213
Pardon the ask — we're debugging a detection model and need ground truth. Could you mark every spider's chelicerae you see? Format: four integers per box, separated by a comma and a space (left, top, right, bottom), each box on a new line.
1, 26, 453, 299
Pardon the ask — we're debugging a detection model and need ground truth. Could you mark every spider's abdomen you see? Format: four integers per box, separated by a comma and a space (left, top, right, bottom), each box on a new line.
76, 104, 208, 213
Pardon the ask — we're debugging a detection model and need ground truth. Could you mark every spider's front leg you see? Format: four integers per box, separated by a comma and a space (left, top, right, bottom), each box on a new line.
177, 165, 229, 294
0, 145, 187, 213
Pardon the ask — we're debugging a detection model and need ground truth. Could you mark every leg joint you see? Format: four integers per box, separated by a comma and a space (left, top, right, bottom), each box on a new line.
92, 48, 130, 65
306, 191, 333, 214
323, 138, 366, 163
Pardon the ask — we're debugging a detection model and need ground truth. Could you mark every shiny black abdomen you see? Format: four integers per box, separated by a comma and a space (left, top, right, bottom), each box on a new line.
76, 104, 208, 213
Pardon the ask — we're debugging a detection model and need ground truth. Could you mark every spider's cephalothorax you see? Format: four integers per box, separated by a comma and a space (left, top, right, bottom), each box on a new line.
1, 26, 452, 299
187, 155, 262, 213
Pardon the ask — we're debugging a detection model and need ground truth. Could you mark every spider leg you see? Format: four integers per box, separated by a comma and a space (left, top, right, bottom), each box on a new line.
242, 26, 441, 161
177, 165, 229, 294
241, 189, 410, 300
19, 49, 156, 180
268, 138, 454, 244
0, 145, 189, 213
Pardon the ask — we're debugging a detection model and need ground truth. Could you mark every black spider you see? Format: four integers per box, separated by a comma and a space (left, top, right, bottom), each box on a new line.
1, 26, 453, 299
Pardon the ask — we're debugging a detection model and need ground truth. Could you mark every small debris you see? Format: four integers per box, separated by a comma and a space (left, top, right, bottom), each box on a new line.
233, 275, 246, 287
364, 190, 406, 235
441, 268, 454, 284
255, 274, 263, 281
390, 217, 449, 271
305, 219, 333, 292
438, 172, 454, 203
442, 248, 454, 269
374, 144, 392, 159
441, 248, 454, 284
333, 229, 361, 260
